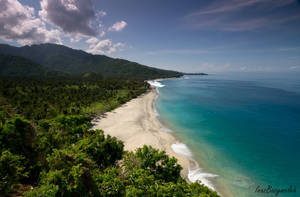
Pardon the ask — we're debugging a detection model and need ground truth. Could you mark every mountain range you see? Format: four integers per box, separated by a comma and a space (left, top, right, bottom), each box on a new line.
0, 43, 182, 79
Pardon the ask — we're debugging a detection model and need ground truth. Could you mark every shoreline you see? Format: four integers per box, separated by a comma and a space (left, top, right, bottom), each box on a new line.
92, 87, 189, 179
91, 86, 221, 194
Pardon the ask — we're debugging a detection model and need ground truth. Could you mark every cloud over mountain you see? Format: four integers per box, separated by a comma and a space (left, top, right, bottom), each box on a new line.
86, 38, 124, 54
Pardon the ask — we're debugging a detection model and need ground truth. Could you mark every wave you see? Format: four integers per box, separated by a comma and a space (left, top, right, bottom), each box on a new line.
171, 142, 193, 157
188, 161, 218, 191
171, 142, 218, 191
147, 80, 165, 88
152, 78, 218, 192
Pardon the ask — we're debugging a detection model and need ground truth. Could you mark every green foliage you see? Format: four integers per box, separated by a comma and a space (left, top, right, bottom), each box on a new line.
0, 116, 34, 155
124, 169, 157, 196
38, 148, 97, 196
25, 184, 59, 197
46, 148, 96, 171
0, 43, 182, 79
0, 54, 64, 77
53, 115, 90, 143
0, 150, 27, 195
54, 115, 91, 132
35, 115, 92, 168
0, 116, 40, 185
135, 145, 182, 182
74, 130, 124, 169
122, 155, 220, 197
0, 77, 149, 120
93, 168, 125, 196
0, 76, 219, 197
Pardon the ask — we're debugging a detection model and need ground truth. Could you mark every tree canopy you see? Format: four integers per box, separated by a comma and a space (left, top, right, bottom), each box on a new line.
0, 76, 219, 196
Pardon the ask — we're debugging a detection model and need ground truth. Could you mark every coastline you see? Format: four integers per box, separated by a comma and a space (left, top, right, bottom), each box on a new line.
92, 85, 222, 195
92, 87, 189, 179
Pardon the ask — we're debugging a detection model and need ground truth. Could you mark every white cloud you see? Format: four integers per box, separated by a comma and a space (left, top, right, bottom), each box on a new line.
0, 0, 62, 45
189, 0, 294, 16
184, 0, 299, 32
85, 37, 99, 48
109, 21, 127, 32
61, 0, 78, 11
39, 0, 97, 36
0, 0, 128, 54
86, 37, 99, 44
87, 39, 124, 54
69, 34, 85, 43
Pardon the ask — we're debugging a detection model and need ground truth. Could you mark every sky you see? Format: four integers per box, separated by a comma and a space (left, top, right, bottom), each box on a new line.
0, 0, 300, 73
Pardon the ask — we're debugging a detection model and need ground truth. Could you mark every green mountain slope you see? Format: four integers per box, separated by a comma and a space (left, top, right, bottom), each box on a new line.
0, 43, 182, 79
0, 54, 64, 77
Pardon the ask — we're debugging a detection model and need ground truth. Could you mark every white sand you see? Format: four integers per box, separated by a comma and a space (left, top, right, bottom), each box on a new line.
92, 88, 190, 179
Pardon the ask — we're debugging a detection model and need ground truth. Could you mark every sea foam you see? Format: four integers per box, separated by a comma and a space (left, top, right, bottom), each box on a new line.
147, 80, 165, 88
171, 142, 193, 157
188, 162, 218, 190
149, 78, 218, 191
171, 142, 218, 191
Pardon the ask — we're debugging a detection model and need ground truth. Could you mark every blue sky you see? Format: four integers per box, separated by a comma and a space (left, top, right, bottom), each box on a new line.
1, 0, 300, 73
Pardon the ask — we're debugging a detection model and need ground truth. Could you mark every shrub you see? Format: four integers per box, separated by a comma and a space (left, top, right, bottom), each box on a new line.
25, 184, 59, 197
135, 145, 182, 182
0, 116, 34, 156
74, 130, 124, 169
32, 148, 97, 196
0, 150, 27, 195
92, 168, 125, 196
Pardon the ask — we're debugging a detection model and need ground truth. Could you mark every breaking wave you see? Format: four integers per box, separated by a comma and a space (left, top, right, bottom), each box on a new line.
171, 142, 218, 191
147, 80, 165, 88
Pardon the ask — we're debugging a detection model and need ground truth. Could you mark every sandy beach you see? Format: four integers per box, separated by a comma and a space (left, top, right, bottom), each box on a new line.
92, 87, 192, 180
91, 85, 231, 196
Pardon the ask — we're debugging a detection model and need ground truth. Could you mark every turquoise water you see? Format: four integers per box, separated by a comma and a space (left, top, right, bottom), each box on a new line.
155, 73, 300, 197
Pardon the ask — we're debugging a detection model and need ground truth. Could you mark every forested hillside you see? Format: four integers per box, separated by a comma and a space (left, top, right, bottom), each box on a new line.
0, 77, 219, 196
0, 54, 64, 77
0, 77, 148, 120
0, 44, 182, 79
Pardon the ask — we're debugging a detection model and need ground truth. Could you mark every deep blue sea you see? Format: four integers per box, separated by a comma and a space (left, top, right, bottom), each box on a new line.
155, 72, 300, 197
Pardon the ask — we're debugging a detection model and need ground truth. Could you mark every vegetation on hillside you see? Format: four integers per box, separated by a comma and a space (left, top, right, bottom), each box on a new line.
0, 43, 183, 79
0, 77, 148, 120
0, 76, 219, 196
0, 54, 64, 77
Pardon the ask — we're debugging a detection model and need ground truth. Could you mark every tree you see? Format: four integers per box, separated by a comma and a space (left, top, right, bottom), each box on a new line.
135, 145, 182, 182
30, 148, 97, 197
74, 130, 124, 169
0, 150, 27, 195
92, 168, 125, 197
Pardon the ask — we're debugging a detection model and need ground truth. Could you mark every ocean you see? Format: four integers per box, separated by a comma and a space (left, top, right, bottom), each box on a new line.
153, 72, 300, 197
